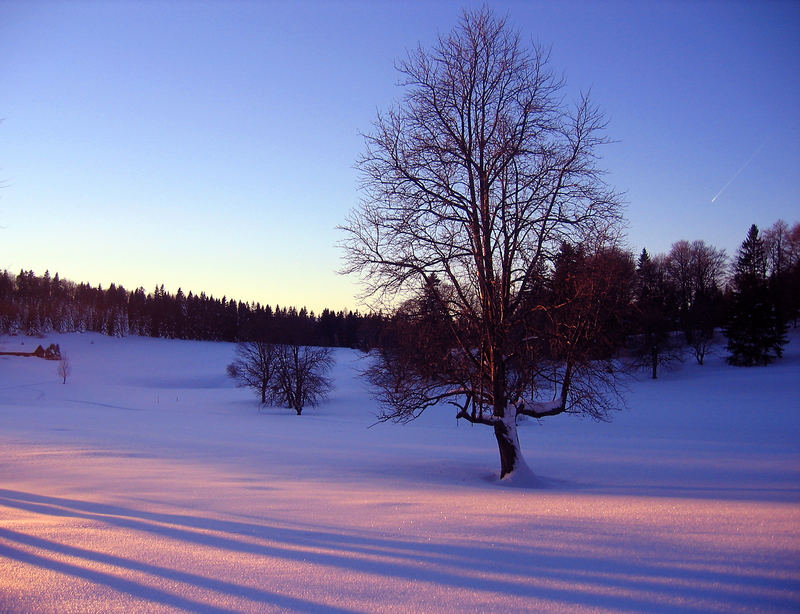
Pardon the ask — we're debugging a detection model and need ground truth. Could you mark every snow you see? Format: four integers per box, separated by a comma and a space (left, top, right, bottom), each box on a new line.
1, 332, 799, 612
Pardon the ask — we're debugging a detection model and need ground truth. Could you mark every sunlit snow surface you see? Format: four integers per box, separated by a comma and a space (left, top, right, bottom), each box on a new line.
1, 332, 798, 613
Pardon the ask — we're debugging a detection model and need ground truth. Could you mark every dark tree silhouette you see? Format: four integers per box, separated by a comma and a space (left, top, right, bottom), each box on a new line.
228, 341, 334, 414
273, 344, 334, 415
341, 8, 626, 480
227, 341, 280, 405
630, 249, 683, 379
663, 240, 727, 365
0, 269, 384, 349
763, 219, 800, 328
725, 225, 788, 366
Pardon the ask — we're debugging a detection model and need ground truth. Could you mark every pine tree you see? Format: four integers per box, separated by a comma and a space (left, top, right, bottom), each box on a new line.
725, 225, 788, 366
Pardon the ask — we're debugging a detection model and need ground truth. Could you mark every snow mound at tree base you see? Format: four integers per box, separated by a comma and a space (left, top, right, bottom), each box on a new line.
498, 465, 549, 488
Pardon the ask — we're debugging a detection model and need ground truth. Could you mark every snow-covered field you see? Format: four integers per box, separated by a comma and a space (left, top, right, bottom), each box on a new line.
1, 332, 798, 613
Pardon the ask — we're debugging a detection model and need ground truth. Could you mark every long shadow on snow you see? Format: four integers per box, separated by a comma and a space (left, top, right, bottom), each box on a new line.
587, 482, 800, 502
0, 528, 356, 614
343, 454, 800, 503
65, 398, 145, 412
2, 489, 797, 613
0, 542, 242, 614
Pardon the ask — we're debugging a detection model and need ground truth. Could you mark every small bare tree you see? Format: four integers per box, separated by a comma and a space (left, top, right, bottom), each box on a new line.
227, 341, 334, 414
57, 353, 71, 384
273, 344, 334, 415
227, 341, 279, 405
663, 240, 727, 365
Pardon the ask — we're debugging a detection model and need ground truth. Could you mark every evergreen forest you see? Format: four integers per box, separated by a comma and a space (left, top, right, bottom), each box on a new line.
0, 271, 384, 349
2, 220, 798, 365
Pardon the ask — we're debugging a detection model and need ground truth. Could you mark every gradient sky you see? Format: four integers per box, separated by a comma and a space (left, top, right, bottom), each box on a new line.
1, 0, 798, 313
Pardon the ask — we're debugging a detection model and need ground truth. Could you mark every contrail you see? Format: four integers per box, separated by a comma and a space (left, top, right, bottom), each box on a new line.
711, 141, 766, 203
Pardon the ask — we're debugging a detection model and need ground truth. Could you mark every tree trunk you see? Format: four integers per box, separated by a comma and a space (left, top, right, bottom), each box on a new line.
494, 422, 519, 478
493, 410, 533, 480
651, 347, 658, 379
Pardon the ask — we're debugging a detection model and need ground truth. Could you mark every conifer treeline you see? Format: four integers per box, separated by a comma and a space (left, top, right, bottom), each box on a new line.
0, 270, 384, 348
1, 220, 797, 360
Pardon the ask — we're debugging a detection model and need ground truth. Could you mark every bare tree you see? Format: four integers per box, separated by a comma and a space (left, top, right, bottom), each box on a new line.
763, 219, 800, 327
663, 240, 727, 364
341, 8, 626, 480
273, 344, 334, 415
631, 251, 684, 378
227, 341, 279, 405
57, 352, 71, 384
228, 341, 334, 415
763, 220, 792, 280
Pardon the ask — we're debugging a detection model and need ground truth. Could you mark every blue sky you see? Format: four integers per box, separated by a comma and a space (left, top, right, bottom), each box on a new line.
1, 1, 798, 313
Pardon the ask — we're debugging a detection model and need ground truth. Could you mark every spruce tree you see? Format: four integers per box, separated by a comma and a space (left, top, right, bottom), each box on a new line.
725, 225, 788, 366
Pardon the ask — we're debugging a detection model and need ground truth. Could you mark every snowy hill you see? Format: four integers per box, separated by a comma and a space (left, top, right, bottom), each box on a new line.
1, 332, 798, 612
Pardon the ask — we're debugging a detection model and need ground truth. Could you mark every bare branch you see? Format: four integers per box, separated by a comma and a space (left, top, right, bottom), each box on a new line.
340, 7, 627, 478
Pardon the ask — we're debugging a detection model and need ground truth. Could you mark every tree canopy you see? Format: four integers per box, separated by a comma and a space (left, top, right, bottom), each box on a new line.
342, 8, 627, 479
